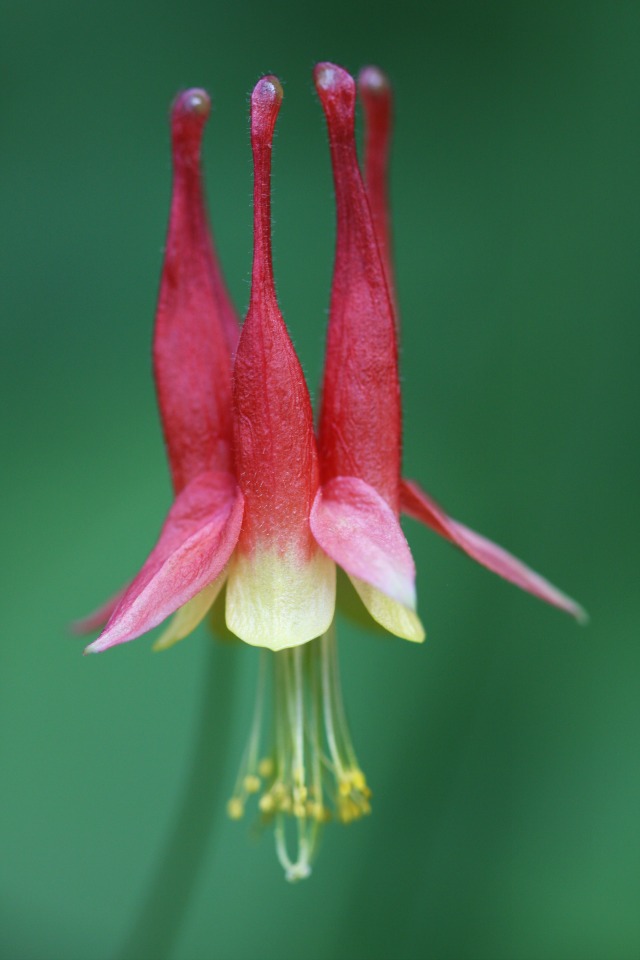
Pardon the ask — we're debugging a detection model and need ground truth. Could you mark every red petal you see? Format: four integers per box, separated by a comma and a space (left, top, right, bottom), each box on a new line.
70, 588, 126, 635
315, 63, 401, 514
401, 479, 587, 621
232, 77, 320, 559
85, 472, 243, 653
154, 89, 238, 494
311, 476, 416, 609
358, 66, 396, 312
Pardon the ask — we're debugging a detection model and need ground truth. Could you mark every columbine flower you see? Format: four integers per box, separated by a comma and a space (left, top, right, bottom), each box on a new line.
77, 65, 584, 882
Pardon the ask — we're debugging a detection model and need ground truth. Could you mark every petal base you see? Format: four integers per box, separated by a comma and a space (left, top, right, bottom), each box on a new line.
225, 548, 336, 651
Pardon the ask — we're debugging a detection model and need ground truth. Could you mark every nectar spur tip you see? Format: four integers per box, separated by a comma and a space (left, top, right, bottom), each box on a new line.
250, 75, 283, 140
314, 61, 354, 96
252, 75, 284, 108
172, 88, 211, 120
313, 63, 355, 130
358, 65, 390, 95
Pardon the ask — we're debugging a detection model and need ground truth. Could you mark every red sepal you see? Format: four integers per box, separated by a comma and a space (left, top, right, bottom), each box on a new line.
154, 89, 238, 494
401, 479, 587, 622
85, 472, 243, 653
232, 77, 320, 557
314, 63, 401, 515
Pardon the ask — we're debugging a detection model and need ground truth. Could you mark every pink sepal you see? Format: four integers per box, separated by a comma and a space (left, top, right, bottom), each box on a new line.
85, 472, 243, 653
71, 588, 127, 635
310, 476, 416, 609
401, 479, 587, 622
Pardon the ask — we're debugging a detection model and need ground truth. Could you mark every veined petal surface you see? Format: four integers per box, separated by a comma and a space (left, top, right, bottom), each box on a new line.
85, 472, 243, 653
401, 479, 587, 622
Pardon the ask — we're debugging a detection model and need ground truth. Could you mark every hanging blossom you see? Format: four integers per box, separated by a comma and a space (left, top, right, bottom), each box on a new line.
75, 64, 585, 882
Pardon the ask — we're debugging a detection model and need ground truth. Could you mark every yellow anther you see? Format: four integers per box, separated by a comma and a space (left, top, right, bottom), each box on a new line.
338, 777, 351, 797
227, 797, 244, 820
272, 781, 286, 800
339, 793, 369, 823
309, 802, 330, 822
259, 793, 275, 813
258, 757, 274, 778
338, 803, 354, 824
351, 769, 367, 792
228, 630, 373, 878
243, 774, 261, 794
293, 785, 308, 805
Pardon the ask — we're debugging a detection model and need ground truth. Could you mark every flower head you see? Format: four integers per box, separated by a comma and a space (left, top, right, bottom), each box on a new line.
76, 63, 585, 881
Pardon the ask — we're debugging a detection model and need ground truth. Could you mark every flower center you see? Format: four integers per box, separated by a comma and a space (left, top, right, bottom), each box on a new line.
227, 625, 371, 881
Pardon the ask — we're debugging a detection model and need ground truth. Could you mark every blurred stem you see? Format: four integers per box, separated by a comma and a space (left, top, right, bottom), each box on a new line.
118, 638, 237, 960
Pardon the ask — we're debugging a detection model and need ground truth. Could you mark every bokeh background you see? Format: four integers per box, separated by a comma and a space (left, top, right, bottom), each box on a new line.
2, 1, 639, 958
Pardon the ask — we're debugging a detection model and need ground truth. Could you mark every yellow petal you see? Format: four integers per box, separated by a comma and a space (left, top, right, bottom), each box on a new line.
349, 575, 425, 643
153, 574, 227, 651
226, 548, 336, 651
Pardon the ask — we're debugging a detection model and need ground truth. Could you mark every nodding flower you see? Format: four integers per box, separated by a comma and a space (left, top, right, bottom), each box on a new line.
75, 65, 585, 881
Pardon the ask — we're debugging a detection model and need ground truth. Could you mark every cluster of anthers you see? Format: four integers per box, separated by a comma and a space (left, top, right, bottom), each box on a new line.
76, 62, 584, 882
227, 631, 371, 880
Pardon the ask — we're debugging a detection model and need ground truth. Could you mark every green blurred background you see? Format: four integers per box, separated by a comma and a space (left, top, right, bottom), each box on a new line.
2, 1, 638, 958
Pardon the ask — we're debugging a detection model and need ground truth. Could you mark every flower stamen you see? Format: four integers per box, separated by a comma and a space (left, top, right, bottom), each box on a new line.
228, 629, 370, 880
226, 651, 268, 820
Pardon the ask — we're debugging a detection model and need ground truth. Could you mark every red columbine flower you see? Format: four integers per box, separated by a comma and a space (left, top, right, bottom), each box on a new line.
77, 66, 584, 882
